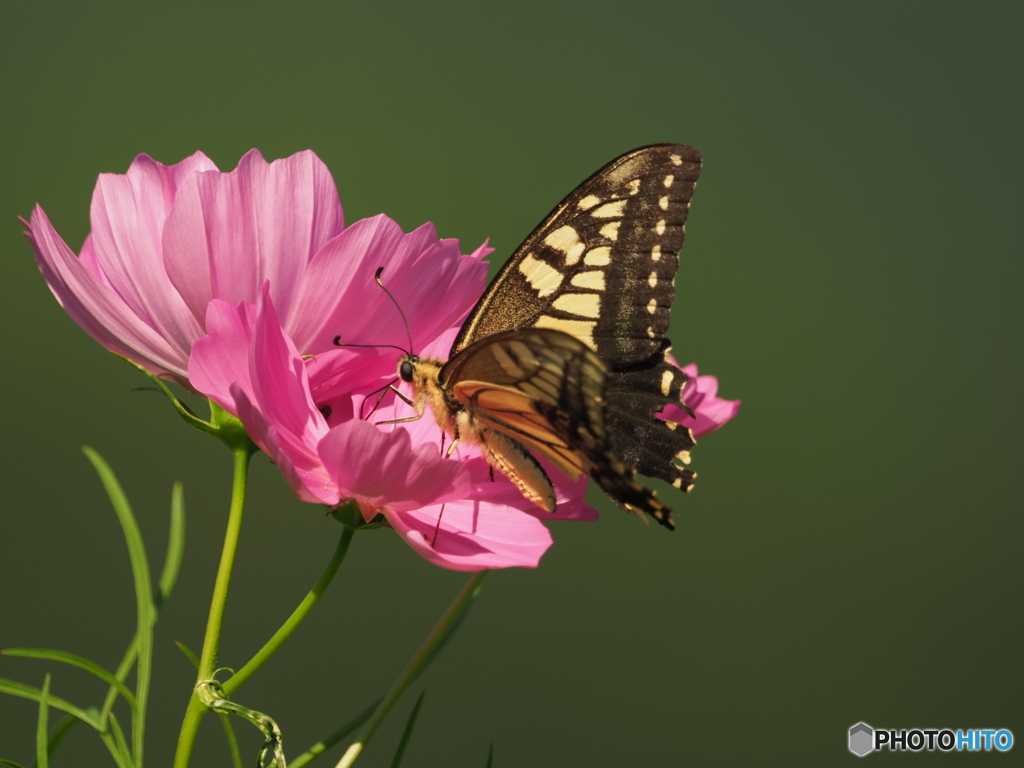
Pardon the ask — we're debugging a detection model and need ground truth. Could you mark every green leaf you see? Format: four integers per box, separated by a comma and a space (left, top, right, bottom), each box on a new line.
100, 480, 187, 721
389, 690, 425, 768
0, 677, 101, 730
29, 715, 80, 768
106, 711, 134, 768
35, 674, 49, 768
83, 447, 154, 766
410, 581, 481, 686
219, 713, 244, 768
485, 743, 493, 768
286, 698, 382, 768
157, 482, 186, 609
174, 641, 201, 670
0, 760, 29, 768
2, 649, 136, 711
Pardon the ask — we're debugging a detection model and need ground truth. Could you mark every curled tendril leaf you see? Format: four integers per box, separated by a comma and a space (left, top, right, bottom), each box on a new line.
196, 678, 285, 768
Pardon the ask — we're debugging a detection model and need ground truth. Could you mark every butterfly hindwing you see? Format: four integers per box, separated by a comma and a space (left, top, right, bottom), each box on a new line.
447, 144, 702, 527
442, 328, 675, 526
443, 329, 605, 481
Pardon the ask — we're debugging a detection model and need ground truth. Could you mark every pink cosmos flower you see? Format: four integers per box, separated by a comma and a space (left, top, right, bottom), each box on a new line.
661, 363, 742, 439
24, 148, 483, 387
189, 284, 597, 570
25, 148, 740, 571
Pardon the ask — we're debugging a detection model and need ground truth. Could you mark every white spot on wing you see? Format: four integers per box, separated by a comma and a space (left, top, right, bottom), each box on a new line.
626, 178, 641, 195
584, 246, 611, 266
591, 199, 627, 218
553, 293, 600, 319
571, 270, 606, 290
661, 369, 673, 395
663, 174, 674, 187
659, 196, 670, 210
648, 271, 658, 288
656, 219, 666, 235
577, 194, 601, 210
544, 226, 585, 265
600, 221, 620, 241
670, 154, 683, 166
518, 253, 563, 297
651, 244, 661, 261
647, 298, 658, 314
535, 316, 597, 349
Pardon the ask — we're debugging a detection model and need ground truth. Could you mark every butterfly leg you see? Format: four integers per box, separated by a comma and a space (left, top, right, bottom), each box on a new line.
375, 386, 424, 425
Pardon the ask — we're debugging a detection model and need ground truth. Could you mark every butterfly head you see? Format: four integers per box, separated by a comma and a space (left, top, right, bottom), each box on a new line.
399, 356, 416, 383
396, 353, 445, 392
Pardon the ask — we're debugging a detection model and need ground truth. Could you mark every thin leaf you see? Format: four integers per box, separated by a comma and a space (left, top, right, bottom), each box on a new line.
389, 690, 426, 768
3, 649, 136, 711
174, 640, 201, 670
106, 711, 134, 768
287, 698, 382, 768
157, 482, 186, 609
35, 674, 49, 768
83, 447, 154, 766
411, 588, 480, 687
219, 713, 244, 768
29, 715, 80, 768
485, 743, 493, 768
0, 760, 29, 768
0, 677, 101, 730
100, 481, 186, 721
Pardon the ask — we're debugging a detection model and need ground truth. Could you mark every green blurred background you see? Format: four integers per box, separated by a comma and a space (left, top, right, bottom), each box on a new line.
1, 1, 1021, 764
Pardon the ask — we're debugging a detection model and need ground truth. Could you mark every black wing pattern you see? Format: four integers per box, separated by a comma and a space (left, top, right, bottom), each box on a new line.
450, 144, 702, 528
442, 328, 675, 522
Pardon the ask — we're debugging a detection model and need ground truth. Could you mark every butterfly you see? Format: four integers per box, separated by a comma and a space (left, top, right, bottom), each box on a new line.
380, 144, 702, 530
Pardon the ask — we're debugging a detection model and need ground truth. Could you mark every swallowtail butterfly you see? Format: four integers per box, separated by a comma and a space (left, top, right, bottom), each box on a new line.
391, 144, 702, 529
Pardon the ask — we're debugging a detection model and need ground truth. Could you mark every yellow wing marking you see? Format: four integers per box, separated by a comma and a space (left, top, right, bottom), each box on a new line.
452, 380, 586, 480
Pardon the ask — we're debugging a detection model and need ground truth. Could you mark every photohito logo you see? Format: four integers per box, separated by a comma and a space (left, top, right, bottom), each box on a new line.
848, 723, 1013, 756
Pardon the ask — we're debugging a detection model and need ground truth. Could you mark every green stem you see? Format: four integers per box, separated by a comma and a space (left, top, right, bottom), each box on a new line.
223, 524, 355, 696
172, 446, 253, 768
334, 570, 488, 768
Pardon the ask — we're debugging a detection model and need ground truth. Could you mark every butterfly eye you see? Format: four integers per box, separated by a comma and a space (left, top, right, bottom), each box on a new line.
399, 360, 415, 383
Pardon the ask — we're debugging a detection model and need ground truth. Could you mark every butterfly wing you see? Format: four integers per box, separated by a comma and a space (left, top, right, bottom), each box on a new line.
443, 328, 679, 527
449, 144, 702, 527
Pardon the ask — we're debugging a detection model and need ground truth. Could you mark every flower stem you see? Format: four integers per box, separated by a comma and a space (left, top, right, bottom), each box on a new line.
173, 445, 253, 768
334, 570, 488, 768
223, 523, 355, 696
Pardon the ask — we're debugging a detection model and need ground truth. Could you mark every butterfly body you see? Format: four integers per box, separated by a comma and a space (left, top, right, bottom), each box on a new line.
396, 144, 703, 530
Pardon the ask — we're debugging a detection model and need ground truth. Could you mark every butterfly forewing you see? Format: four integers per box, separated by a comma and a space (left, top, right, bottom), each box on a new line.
445, 144, 703, 528
451, 143, 701, 364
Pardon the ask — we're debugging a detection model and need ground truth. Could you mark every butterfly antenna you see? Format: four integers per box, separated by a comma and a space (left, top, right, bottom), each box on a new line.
332, 337, 409, 355
374, 266, 414, 355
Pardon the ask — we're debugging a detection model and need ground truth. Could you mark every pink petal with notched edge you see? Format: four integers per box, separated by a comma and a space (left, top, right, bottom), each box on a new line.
386, 495, 556, 571
162, 149, 344, 330
287, 215, 490, 355
188, 299, 259, 411
89, 152, 216, 361
659, 362, 742, 438
317, 420, 471, 520
26, 206, 190, 379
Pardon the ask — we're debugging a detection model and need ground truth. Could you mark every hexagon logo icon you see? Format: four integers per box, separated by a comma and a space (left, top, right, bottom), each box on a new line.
849, 722, 874, 757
